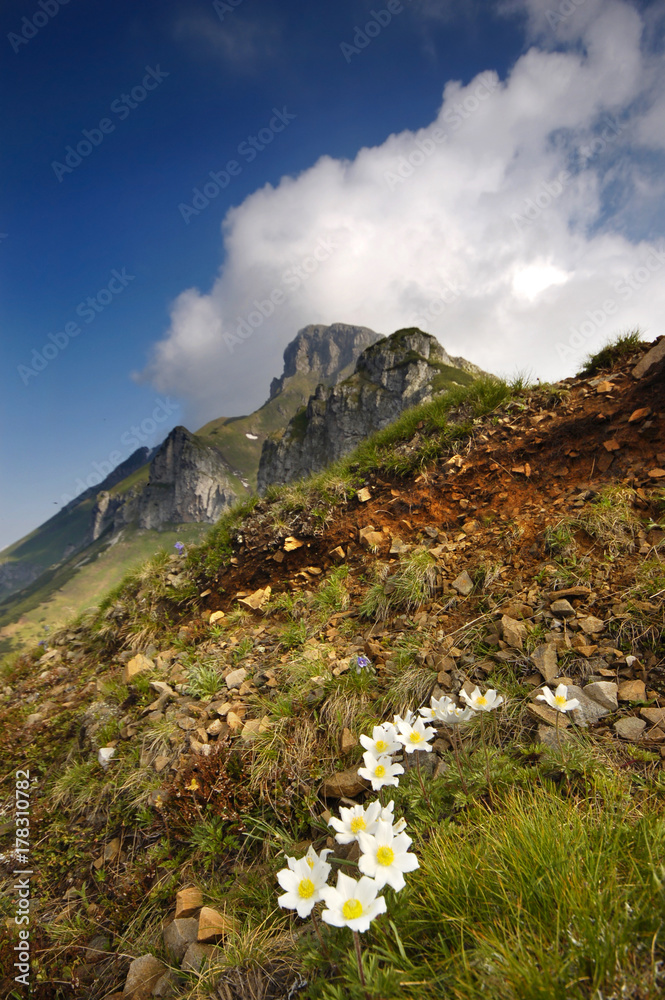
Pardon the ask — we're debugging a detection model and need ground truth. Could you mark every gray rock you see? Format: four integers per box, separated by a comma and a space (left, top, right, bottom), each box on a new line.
582, 681, 618, 712
567, 685, 610, 727
501, 615, 526, 651
531, 644, 558, 683
614, 717, 647, 741
163, 917, 199, 962
631, 336, 665, 379
451, 570, 474, 596
225, 667, 247, 690
180, 942, 216, 974
550, 599, 575, 617
152, 972, 183, 998
123, 954, 166, 999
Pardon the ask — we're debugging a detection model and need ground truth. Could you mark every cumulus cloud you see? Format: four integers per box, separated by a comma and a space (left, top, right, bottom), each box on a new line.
138, 0, 665, 426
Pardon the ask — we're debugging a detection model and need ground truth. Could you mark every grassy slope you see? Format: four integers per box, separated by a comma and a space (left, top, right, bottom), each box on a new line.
0, 523, 209, 656
0, 498, 97, 568
2, 333, 662, 999
196, 370, 355, 487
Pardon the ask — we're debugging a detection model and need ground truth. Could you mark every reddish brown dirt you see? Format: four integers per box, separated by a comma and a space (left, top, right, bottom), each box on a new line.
198, 343, 664, 618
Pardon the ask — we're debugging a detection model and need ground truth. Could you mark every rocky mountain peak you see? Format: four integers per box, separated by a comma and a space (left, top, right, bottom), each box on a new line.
257, 328, 486, 491
269, 322, 382, 399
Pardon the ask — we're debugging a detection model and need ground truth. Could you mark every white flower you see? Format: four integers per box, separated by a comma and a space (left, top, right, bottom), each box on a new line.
359, 723, 400, 757
395, 716, 435, 753
320, 871, 387, 933
98, 747, 116, 769
460, 686, 504, 712
379, 799, 407, 834
357, 820, 419, 891
419, 694, 454, 721
329, 800, 383, 844
438, 701, 475, 725
536, 683, 580, 714
277, 855, 330, 918
394, 708, 416, 728
286, 845, 333, 880
358, 752, 404, 790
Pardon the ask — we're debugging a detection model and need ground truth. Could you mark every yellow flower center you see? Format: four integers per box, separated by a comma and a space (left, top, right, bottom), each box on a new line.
374, 764, 386, 778
375, 739, 388, 752
555, 695, 567, 708
350, 816, 366, 833
298, 878, 315, 899
342, 898, 363, 920
477, 696, 488, 706
409, 731, 423, 743
376, 846, 395, 866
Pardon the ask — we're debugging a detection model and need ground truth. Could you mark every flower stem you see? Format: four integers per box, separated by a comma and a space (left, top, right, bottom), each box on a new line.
353, 930, 367, 989
481, 713, 491, 790
451, 730, 469, 795
311, 909, 329, 959
556, 711, 562, 753
415, 752, 430, 807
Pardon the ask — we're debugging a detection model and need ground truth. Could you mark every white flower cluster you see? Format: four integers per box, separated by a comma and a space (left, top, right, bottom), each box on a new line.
276, 685, 506, 934
277, 799, 416, 932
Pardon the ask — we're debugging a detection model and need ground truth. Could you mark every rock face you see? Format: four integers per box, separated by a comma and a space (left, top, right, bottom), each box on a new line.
268, 323, 382, 400
90, 427, 238, 539
258, 328, 484, 490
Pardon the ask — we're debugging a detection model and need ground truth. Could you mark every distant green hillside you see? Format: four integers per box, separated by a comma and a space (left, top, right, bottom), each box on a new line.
196, 369, 357, 488
0, 522, 208, 657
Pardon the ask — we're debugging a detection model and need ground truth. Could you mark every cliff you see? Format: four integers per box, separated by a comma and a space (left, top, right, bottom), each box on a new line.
90, 427, 239, 539
257, 328, 485, 490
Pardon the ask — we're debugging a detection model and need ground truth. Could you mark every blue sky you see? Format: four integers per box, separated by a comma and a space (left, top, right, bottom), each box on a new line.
1, 0, 664, 550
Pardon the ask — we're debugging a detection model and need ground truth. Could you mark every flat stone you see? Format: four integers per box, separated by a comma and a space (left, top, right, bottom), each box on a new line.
550, 599, 576, 617
176, 716, 197, 731
163, 917, 199, 962
451, 570, 474, 596
225, 668, 247, 690
614, 717, 647, 741
527, 703, 570, 728
124, 654, 154, 683
152, 972, 182, 998
389, 537, 410, 555
632, 337, 665, 379
359, 525, 385, 549
577, 615, 605, 635
583, 682, 618, 712
320, 767, 370, 799
567, 685, 610, 727
341, 728, 357, 753
618, 679, 646, 702
175, 887, 203, 919
206, 719, 224, 736
640, 707, 665, 730
180, 942, 215, 973
501, 615, 526, 651
240, 716, 271, 742
531, 644, 558, 683
123, 954, 166, 999
197, 906, 237, 943
536, 724, 573, 749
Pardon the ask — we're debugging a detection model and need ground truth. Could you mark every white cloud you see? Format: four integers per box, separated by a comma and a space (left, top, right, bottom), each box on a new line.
138, 0, 665, 425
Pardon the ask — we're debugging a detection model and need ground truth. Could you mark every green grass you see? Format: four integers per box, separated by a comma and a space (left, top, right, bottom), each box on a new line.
579, 329, 643, 376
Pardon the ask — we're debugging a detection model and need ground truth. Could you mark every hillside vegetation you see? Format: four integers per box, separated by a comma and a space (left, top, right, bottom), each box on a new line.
1, 332, 664, 1000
